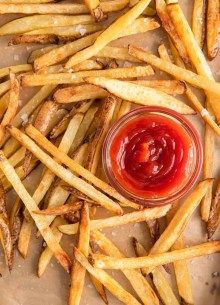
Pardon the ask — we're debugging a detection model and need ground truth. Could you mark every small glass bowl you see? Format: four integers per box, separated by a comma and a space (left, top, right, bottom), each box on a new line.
102, 106, 203, 207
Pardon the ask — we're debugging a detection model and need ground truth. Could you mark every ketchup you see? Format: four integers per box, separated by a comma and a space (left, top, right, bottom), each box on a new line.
109, 113, 193, 199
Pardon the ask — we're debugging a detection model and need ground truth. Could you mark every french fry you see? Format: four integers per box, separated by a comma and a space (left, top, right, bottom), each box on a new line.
0, 15, 94, 35
192, 0, 206, 49
0, 151, 71, 273
59, 205, 171, 235
0, 0, 129, 15
37, 144, 87, 276
74, 247, 142, 305
9, 34, 59, 46
64, 0, 152, 68
0, 80, 10, 98
143, 179, 212, 274
34, 202, 82, 216
166, 2, 217, 221
0, 64, 31, 79
7, 147, 26, 168
34, 32, 100, 70
155, 0, 190, 64
133, 238, 180, 305
0, 0, 56, 2
96, 46, 140, 62
116, 100, 132, 120
167, 203, 194, 305
207, 0, 220, 59
38, 217, 66, 277
69, 202, 90, 305
69, 59, 103, 72
85, 77, 194, 114
28, 45, 58, 63
9, 197, 22, 256
0, 91, 10, 121
54, 84, 108, 104
91, 230, 159, 305
128, 45, 220, 98
91, 241, 220, 269
0, 182, 13, 270
9, 126, 123, 215
84, 0, 106, 22
132, 79, 186, 95
50, 101, 95, 139
22, 65, 154, 86
207, 182, 220, 239
0, 73, 20, 143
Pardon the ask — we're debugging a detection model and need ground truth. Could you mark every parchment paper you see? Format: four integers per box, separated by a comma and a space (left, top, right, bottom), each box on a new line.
0, 1, 220, 304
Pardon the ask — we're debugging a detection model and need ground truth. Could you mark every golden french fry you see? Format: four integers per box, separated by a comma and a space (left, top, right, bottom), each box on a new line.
74, 247, 142, 305
132, 238, 180, 305
0, 151, 71, 272
0, 0, 128, 14
0, 64, 31, 79
64, 0, 152, 68
28, 45, 58, 63
0, 91, 10, 121
207, 0, 220, 59
69, 203, 90, 305
35, 202, 82, 216
207, 182, 220, 239
132, 79, 185, 95
116, 100, 131, 120
155, 0, 190, 64
54, 84, 108, 104
85, 77, 195, 114
91, 230, 159, 305
0, 15, 94, 35
59, 205, 171, 235
96, 46, 140, 62
22, 65, 154, 86
8, 126, 123, 215
37, 144, 87, 276
0, 73, 20, 143
192, 0, 206, 49
38, 217, 66, 277
91, 241, 220, 269
9, 34, 59, 46
84, 0, 106, 22
129, 45, 220, 98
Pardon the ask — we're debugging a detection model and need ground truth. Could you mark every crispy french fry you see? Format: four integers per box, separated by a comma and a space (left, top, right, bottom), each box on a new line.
0, 73, 20, 143
69, 59, 103, 72
91, 241, 220, 269
64, 0, 152, 68
167, 203, 194, 305
38, 217, 66, 277
37, 144, 87, 276
91, 230, 159, 305
0, 151, 71, 272
21, 65, 154, 86
128, 45, 220, 98
59, 205, 171, 235
116, 100, 132, 120
9, 197, 22, 255
155, 0, 190, 64
34, 202, 82, 216
0, 0, 128, 14
0, 15, 94, 35
84, 0, 106, 22
54, 84, 108, 104
132, 79, 185, 95
28, 45, 58, 64
7, 147, 26, 168
0, 91, 10, 121
9, 34, 59, 46
50, 101, 95, 139
207, 182, 220, 239
85, 77, 194, 114
96, 46, 140, 62
69, 203, 90, 305
9, 126, 123, 215
0, 183, 13, 270
133, 238, 180, 305
207, 0, 220, 59
0, 64, 32, 79
192, 0, 206, 49
74, 247, 142, 305
0, 80, 10, 98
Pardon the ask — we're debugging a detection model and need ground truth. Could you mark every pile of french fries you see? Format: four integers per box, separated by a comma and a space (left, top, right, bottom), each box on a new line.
0, 0, 219, 304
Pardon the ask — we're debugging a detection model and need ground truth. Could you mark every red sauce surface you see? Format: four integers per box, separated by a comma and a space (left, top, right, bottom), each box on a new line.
110, 114, 193, 199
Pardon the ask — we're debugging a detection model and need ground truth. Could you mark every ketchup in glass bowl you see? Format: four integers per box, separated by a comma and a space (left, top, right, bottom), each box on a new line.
102, 106, 203, 206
